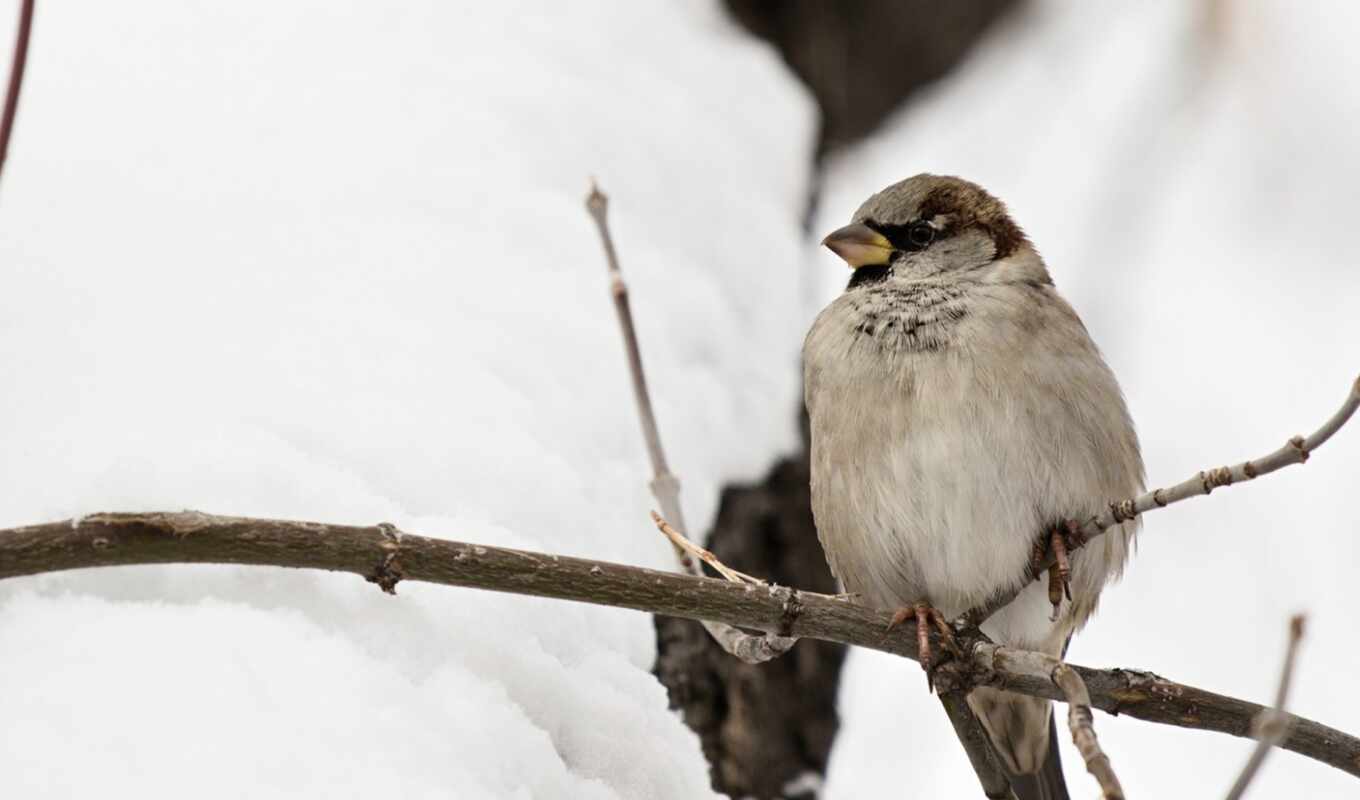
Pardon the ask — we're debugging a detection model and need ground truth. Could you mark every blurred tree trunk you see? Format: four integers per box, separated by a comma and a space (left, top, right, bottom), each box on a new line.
654, 418, 844, 800
727, 0, 1020, 160
653, 2, 1020, 798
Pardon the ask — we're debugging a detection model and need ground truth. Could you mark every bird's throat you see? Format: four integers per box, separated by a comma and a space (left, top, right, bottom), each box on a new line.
847, 264, 892, 289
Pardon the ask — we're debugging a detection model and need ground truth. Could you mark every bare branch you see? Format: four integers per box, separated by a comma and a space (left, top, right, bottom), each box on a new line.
1225, 614, 1307, 800
967, 639, 1356, 780
585, 180, 796, 663
938, 691, 1018, 800
0, 0, 35, 187
969, 376, 1360, 624
1053, 663, 1124, 799
3, 510, 1358, 781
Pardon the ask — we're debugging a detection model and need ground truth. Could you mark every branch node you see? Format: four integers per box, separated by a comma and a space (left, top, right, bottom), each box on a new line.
366, 552, 404, 595
1289, 434, 1310, 462
1109, 499, 1138, 523
366, 523, 406, 594
778, 588, 804, 637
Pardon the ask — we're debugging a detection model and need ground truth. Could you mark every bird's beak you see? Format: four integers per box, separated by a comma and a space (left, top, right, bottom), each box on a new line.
821, 223, 894, 268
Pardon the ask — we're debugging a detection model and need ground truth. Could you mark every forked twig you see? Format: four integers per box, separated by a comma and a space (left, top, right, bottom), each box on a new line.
1225, 614, 1307, 800
969, 377, 1360, 624
1053, 663, 1124, 799
650, 511, 765, 585
585, 180, 796, 663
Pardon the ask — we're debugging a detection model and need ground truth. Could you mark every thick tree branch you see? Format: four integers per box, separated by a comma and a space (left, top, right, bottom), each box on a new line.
0, 0, 35, 187
969, 375, 1360, 624
1225, 614, 1306, 800
585, 180, 796, 664
2, 510, 1358, 780
1053, 663, 1124, 799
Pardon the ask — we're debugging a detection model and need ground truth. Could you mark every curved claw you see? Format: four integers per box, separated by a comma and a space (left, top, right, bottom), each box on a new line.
1037, 521, 1086, 619
887, 601, 962, 693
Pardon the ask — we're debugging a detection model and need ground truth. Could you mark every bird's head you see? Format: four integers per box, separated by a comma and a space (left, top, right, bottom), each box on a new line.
822, 174, 1037, 287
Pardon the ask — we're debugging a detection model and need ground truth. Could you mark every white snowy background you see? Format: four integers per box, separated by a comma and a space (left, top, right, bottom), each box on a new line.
0, 1, 809, 798
2, 0, 1358, 798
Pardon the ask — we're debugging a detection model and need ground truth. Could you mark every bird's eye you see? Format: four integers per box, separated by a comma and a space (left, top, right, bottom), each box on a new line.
907, 221, 935, 249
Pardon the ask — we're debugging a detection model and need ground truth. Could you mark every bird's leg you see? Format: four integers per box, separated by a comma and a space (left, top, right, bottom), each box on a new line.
1031, 520, 1090, 619
886, 601, 962, 692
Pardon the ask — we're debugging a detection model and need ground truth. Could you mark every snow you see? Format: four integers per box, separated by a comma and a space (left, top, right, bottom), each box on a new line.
4, 0, 1358, 796
0, 1, 812, 797
812, 1, 1360, 797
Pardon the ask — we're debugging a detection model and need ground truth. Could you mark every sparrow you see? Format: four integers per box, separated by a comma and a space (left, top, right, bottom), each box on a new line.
803, 175, 1143, 800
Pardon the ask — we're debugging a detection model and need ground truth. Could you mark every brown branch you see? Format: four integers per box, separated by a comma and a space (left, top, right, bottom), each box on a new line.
1053, 663, 1124, 799
967, 640, 1357, 779
969, 375, 1360, 624
584, 180, 796, 664
3, 510, 1358, 781
1225, 614, 1307, 800
938, 691, 1018, 800
0, 0, 35, 186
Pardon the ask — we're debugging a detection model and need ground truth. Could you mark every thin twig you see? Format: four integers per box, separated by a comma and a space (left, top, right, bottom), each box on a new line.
1053, 663, 1124, 799
968, 376, 1360, 624
0, 0, 35, 188
937, 691, 1018, 800
650, 511, 765, 585
585, 179, 796, 663
1225, 614, 1307, 800
4, 510, 1358, 781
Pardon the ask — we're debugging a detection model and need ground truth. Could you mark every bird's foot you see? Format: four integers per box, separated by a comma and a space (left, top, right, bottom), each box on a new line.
1030, 521, 1089, 620
886, 601, 962, 692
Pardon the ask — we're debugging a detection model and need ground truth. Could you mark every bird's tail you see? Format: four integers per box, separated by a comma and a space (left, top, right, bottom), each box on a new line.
1006, 716, 1069, 800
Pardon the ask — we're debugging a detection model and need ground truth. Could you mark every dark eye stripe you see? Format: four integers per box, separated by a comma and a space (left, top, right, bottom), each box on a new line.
866, 219, 936, 253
